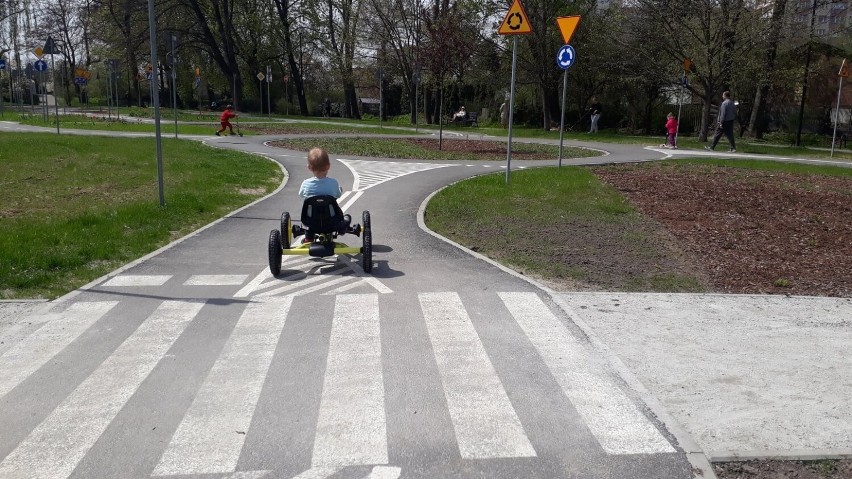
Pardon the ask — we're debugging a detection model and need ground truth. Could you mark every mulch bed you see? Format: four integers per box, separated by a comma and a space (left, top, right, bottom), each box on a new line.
593, 162, 852, 298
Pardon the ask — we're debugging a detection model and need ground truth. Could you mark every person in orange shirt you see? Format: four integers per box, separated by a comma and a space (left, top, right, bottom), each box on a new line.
215, 105, 238, 136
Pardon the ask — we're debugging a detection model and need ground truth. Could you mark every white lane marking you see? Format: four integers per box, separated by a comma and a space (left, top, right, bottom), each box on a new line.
321, 278, 369, 294
291, 468, 342, 479
498, 292, 675, 454
418, 292, 537, 459
183, 274, 249, 286
312, 294, 387, 467
234, 269, 274, 297
256, 267, 350, 297
339, 190, 364, 212
338, 158, 455, 192
102, 274, 171, 287
153, 298, 294, 476
227, 470, 271, 479
0, 300, 204, 479
0, 301, 118, 399
365, 466, 402, 479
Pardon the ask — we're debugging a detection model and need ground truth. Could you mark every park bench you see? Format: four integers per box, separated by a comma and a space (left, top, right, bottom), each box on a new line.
446, 111, 479, 127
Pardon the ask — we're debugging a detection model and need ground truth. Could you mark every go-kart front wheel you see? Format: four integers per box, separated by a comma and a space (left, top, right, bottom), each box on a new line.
361, 211, 372, 273
280, 212, 292, 249
268, 229, 283, 276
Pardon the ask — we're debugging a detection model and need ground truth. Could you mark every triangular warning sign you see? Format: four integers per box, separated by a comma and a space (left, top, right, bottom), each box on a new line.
839, 59, 849, 78
498, 0, 532, 35
555, 16, 581, 45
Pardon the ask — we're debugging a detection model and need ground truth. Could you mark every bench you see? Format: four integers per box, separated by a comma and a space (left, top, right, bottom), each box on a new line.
446, 111, 479, 127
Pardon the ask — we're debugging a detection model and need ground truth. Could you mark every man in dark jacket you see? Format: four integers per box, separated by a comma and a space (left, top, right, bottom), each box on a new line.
705, 91, 737, 152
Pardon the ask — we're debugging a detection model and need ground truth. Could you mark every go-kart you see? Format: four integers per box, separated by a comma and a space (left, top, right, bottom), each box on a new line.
268, 195, 372, 275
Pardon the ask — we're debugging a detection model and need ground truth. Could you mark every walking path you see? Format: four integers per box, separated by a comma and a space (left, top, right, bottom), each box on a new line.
0, 118, 852, 477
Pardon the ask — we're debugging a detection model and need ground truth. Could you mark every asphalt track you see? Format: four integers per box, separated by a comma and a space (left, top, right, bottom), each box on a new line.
1, 120, 850, 479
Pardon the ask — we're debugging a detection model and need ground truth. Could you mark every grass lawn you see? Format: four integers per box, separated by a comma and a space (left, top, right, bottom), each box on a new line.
271, 137, 601, 161
0, 133, 282, 299
424, 158, 851, 293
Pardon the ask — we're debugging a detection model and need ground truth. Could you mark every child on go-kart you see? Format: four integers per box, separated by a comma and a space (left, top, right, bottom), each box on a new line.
298, 148, 354, 243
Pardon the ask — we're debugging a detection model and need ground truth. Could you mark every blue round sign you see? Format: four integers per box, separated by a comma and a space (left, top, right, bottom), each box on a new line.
34, 59, 48, 72
0, 59, 6, 70
556, 45, 576, 70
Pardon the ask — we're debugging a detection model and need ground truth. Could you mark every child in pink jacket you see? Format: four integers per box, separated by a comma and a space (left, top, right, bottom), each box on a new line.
664, 112, 678, 149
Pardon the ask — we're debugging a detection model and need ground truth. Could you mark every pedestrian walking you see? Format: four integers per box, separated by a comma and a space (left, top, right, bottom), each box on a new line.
705, 91, 737, 152
588, 96, 602, 133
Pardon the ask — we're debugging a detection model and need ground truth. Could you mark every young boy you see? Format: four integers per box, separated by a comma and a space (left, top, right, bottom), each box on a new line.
298, 148, 346, 242
215, 104, 238, 136
664, 112, 678, 149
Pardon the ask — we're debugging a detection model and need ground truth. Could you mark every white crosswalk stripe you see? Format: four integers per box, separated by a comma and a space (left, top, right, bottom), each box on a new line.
153, 297, 294, 476
0, 301, 118, 400
499, 292, 676, 455
0, 292, 674, 477
419, 292, 537, 459
338, 158, 456, 192
312, 294, 387, 467
0, 300, 204, 479
236, 261, 391, 298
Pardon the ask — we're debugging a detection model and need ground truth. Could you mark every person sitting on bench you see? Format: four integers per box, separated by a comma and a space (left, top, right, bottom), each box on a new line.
452, 106, 468, 123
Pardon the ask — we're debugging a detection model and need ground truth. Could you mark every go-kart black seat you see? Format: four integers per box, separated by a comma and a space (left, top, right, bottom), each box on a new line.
300, 195, 349, 235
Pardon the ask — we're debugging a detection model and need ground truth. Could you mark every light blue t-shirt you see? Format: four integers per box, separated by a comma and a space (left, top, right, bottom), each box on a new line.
299, 176, 342, 199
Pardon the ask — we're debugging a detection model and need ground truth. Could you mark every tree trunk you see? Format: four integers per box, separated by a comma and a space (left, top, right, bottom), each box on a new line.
747, 0, 787, 138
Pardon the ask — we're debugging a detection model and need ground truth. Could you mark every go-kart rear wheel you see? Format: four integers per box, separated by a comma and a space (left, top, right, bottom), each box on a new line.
361, 210, 372, 273
268, 229, 283, 276
361, 228, 372, 273
280, 212, 292, 249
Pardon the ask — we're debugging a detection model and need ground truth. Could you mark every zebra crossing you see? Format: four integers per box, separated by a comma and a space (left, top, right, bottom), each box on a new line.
0, 291, 679, 478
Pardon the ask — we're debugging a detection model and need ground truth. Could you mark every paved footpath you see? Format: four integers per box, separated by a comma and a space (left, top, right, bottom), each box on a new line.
1, 122, 850, 479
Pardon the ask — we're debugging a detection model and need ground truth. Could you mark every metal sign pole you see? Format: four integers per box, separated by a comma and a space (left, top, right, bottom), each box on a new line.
147, 0, 165, 207
831, 75, 844, 158
171, 34, 178, 139
505, 37, 518, 184
51, 55, 59, 134
676, 72, 685, 147
267, 66, 271, 117
558, 69, 567, 167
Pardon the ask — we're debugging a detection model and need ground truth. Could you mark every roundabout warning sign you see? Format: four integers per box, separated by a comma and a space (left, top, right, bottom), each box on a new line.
498, 0, 532, 35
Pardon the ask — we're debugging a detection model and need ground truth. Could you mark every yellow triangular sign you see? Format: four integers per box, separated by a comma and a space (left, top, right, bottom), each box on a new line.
840, 59, 849, 78
556, 16, 581, 45
498, 0, 532, 35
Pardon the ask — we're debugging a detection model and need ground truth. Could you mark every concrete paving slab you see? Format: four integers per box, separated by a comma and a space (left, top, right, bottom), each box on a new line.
556, 292, 852, 458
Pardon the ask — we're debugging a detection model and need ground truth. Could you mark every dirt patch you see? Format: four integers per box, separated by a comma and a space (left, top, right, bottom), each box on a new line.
592, 162, 852, 298
714, 459, 852, 479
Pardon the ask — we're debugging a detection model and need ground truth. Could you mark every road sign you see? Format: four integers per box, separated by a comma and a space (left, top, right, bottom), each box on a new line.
34, 47, 44, 59
683, 58, 695, 73
43, 37, 60, 55
840, 59, 849, 78
0, 59, 6, 70
555, 16, 581, 45
34, 60, 48, 72
256, 72, 265, 81
556, 45, 576, 70
498, 0, 532, 35
266, 65, 272, 83
75, 77, 88, 85
193, 76, 201, 89
412, 70, 421, 85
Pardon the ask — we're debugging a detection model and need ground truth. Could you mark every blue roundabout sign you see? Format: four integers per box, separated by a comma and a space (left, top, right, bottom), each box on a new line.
556, 45, 576, 70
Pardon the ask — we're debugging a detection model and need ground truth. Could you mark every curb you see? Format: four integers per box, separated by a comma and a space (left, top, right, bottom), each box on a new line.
416, 179, 717, 479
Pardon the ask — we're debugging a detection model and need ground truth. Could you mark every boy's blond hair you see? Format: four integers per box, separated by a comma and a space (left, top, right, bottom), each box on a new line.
307, 148, 330, 172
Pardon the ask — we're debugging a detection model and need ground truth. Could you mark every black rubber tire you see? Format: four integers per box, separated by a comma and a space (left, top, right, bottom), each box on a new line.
268, 229, 282, 276
280, 212, 291, 249
361, 211, 372, 273
362, 228, 372, 273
